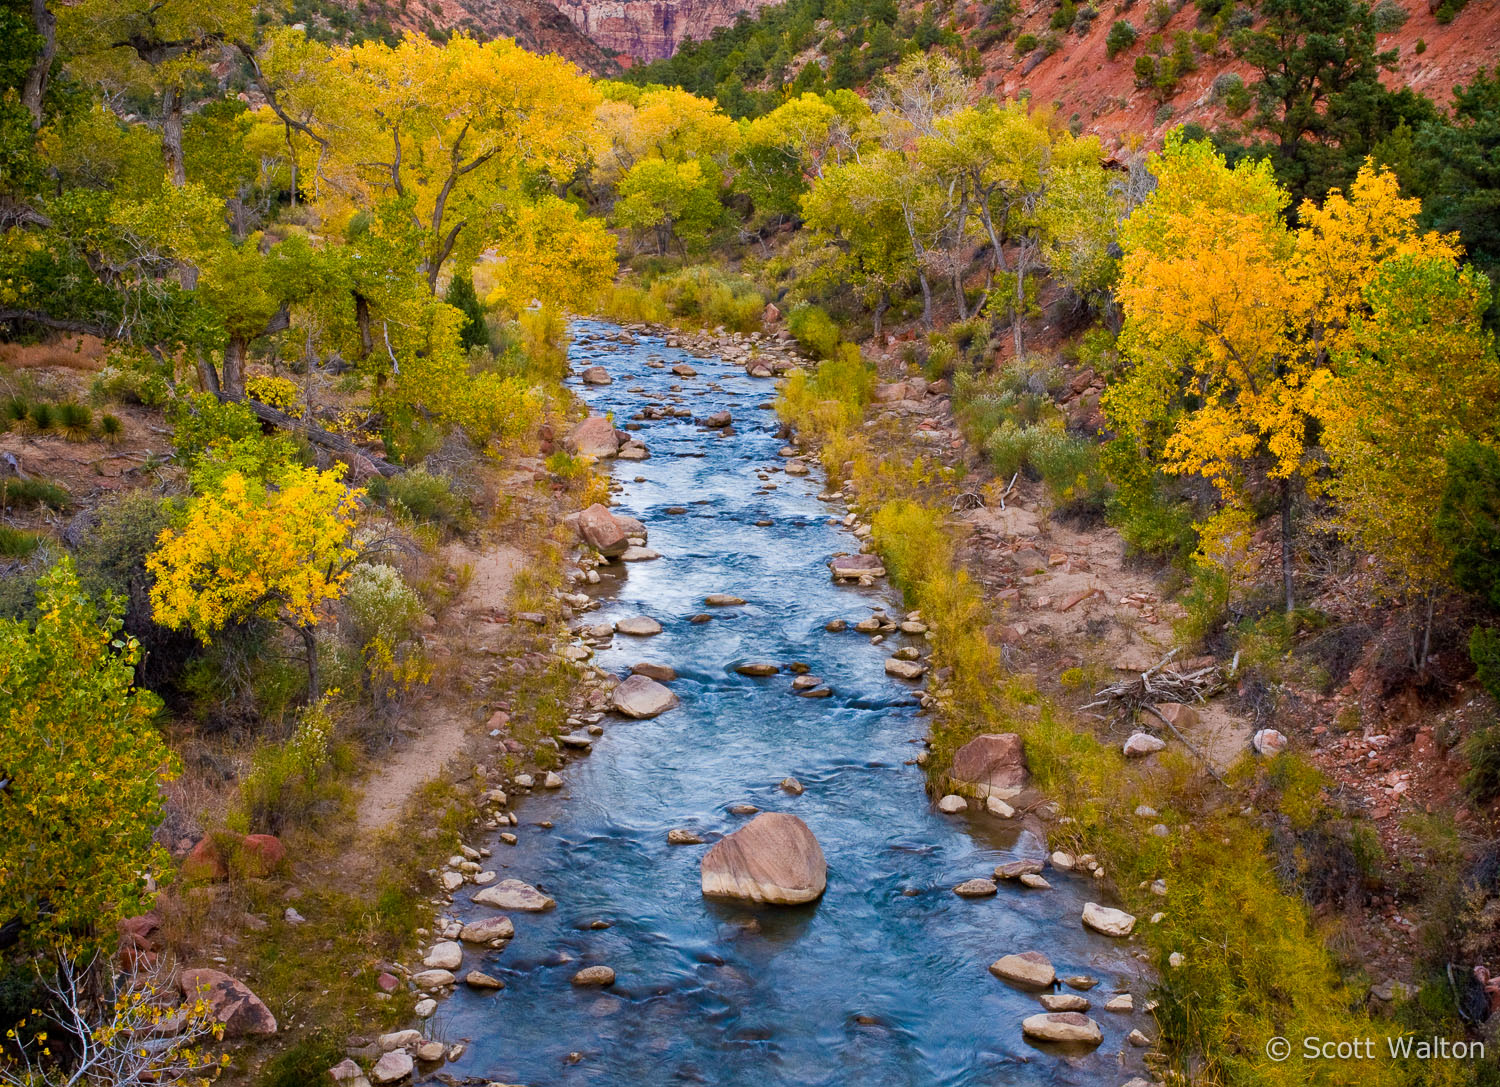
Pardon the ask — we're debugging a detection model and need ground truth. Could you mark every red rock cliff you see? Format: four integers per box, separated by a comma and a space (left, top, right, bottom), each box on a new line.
551, 0, 785, 61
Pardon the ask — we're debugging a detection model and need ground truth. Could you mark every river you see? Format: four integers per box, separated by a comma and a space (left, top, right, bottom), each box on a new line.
433, 320, 1147, 1086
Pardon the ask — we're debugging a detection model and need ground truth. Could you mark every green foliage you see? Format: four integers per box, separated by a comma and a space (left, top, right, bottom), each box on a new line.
1015, 32, 1039, 53
0, 478, 69, 510
1176, 563, 1231, 648
1470, 626, 1500, 702
446, 273, 489, 354
787, 303, 842, 358
56, 401, 92, 440
1106, 19, 1138, 59
0, 558, 171, 956
0, 526, 41, 558
614, 158, 725, 255
1436, 437, 1500, 610
599, 266, 766, 332
1433, 0, 1470, 23
169, 392, 299, 489
239, 697, 338, 834
367, 468, 470, 535
91, 348, 172, 407
1462, 719, 1500, 803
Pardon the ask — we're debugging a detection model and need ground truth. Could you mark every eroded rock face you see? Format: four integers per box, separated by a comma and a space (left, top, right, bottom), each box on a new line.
700, 812, 826, 905
178, 968, 277, 1036
553, 0, 788, 61
949, 733, 1028, 799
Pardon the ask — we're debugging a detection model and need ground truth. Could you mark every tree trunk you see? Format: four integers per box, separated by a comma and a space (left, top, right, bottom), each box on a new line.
873, 293, 888, 340
22, 0, 56, 130
299, 623, 319, 701
355, 294, 373, 359
917, 270, 933, 330
1280, 477, 1295, 614
1012, 257, 1027, 360
162, 85, 186, 188
222, 335, 249, 400
952, 265, 968, 320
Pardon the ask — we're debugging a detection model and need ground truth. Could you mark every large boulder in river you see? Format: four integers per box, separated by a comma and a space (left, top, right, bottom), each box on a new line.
1021, 1012, 1102, 1046
949, 733, 1028, 800
610, 674, 679, 719
179, 968, 277, 1036
577, 504, 628, 558
829, 553, 886, 581
565, 416, 619, 459
701, 812, 826, 905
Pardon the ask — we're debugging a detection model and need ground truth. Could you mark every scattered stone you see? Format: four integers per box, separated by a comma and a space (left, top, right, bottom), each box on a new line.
1134, 805, 1158, 818
799, 686, 833, 698
994, 859, 1045, 880
729, 803, 759, 815
370, 1050, 414, 1085
829, 554, 886, 581
1022, 1013, 1102, 1046
543, 771, 563, 789
378, 1030, 421, 1052
458, 916, 514, 944
936, 795, 967, 814
954, 878, 998, 897
1040, 993, 1090, 1012
1154, 702, 1200, 729
1063, 975, 1098, 990
825, 619, 847, 632
988, 951, 1056, 989
950, 733, 1028, 799
1051, 851, 1076, 870
671, 363, 697, 377
415, 1041, 446, 1063
572, 966, 616, 987
615, 616, 662, 636
576, 504, 629, 557
791, 675, 821, 690
1123, 732, 1166, 758
1128, 1029, 1153, 1047
565, 417, 619, 459
422, 942, 462, 970
700, 812, 827, 905
464, 971, 504, 990
1081, 901, 1137, 937
631, 661, 677, 682
411, 969, 454, 989
1253, 728, 1287, 756
1105, 993, 1134, 1012
580, 366, 612, 385
473, 880, 555, 912
1169, 952, 1185, 968
283, 907, 306, 925
668, 828, 704, 845
610, 674, 679, 719
705, 594, 746, 606
329, 1057, 369, 1086
701, 410, 733, 429
1020, 873, 1052, 890
412, 998, 436, 1018
985, 796, 1016, 818
735, 661, 780, 676
884, 658, 926, 680
621, 545, 660, 561
780, 777, 804, 795
178, 969, 277, 1036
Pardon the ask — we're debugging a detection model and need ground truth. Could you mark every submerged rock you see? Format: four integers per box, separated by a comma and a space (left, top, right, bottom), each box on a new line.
615, 616, 662, 636
700, 812, 827, 905
829, 554, 885, 581
581, 366, 612, 385
571, 965, 616, 986
458, 916, 514, 944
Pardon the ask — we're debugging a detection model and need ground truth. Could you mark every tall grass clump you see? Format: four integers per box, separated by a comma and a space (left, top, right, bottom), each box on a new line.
594, 265, 765, 333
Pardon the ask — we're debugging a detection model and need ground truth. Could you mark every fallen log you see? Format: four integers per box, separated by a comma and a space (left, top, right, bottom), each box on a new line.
234, 396, 403, 479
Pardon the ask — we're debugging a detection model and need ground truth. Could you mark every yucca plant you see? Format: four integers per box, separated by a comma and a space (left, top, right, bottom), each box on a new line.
100, 413, 124, 443
2, 396, 31, 431
27, 401, 56, 433
57, 402, 94, 441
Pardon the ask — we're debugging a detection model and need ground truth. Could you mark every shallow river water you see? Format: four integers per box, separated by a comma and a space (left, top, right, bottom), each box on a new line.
436, 320, 1146, 1086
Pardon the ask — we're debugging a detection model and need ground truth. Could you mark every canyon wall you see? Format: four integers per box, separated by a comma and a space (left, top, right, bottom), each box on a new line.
551, 0, 785, 61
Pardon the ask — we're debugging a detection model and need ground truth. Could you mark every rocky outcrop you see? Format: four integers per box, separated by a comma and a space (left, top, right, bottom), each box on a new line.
551, 0, 786, 61
701, 812, 826, 905
949, 733, 1028, 800
576, 503, 629, 557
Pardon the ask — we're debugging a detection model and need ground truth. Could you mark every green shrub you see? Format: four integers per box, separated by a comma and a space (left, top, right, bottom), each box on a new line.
1471, 626, 1500, 701
0, 527, 42, 558
1106, 18, 1137, 58
239, 698, 337, 834
368, 468, 471, 535
27, 402, 56, 433
1462, 723, 1500, 804
1030, 428, 1107, 512
1176, 563, 1231, 648
1437, 437, 1500, 610
169, 393, 298, 486
787, 304, 841, 359
342, 563, 423, 653
1015, 31, 1039, 51
56, 402, 93, 441
984, 421, 1038, 479
100, 413, 124, 442
0, 479, 69, 510
91, 349, 171, 407
1434, 0, 1469, 24
1, 396, 29, 430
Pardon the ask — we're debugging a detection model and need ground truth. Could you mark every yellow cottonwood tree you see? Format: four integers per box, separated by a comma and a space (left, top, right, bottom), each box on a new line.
147, 464, 363, 697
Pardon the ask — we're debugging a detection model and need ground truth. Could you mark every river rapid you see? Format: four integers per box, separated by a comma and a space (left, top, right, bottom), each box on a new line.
435, 320, 1147, 1086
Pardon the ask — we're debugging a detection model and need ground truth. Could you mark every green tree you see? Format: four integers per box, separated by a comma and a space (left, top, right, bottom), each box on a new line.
0, 558, 171, 957
613, 158, 724, 255
446, 273, 488, 353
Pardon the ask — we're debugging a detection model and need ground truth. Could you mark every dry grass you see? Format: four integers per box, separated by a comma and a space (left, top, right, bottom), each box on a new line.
0, 335, 109, 372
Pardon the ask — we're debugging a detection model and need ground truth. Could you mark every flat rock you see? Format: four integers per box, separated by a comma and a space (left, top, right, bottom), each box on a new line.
1021, 1012, 1102, 1045
571, 965, 616, 986
1040, 993, 1090, 1012
735, 661, 780, 676
378, 1030, 422, 1051
580, 366, 612, 385
410, 969, 454, 989
422, 941, 462, 970
1123, 732, 1166, 758
631, 661, 677, 682
1155, 702, 1199, 728
954, 878, 998, 897
615, 616, 662, 636
178, 968, 276, 1036
884, 658, 926, 680
1105, 993, 1134, 1012
701, 812, 826, 905
370, 1050, 414, 1084
705, 594, 746, 606
950, 733, 1028, 800
988, 951, 1055, 989
464, 970, 504, 990
667, 828, 704, 845
1081, 901, 1136, 937
458, 916, 514, 943
1020, 873, 1052, 890
620, 545, 660, 561
994, 859, 1045, 880
829, 554, 885, 580
473, 879, 555, 912
576, 503, 628, 557
611, 674, 679, 719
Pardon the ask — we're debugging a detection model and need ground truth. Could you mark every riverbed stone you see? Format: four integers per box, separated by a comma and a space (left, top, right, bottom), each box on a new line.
620, 545, 660, 561
1020, 873, 1052, 890
884, 658, 927, 680
705, 594, 745, 606
571, 966, 616, 987
985, 796, 1016, 818
411, 969, 454, 989
829, 554, 885, 581
370, 1050, 413, 1084
700, 812, 826, 905
1105, 993, 1134, 1012
464, 970, 504, 990
1021, 1012, 1102, 1046
994, 859, 1045, 880
780, 777, 804, 795
735, 661, 780, 676
458, 916, 514, 944
473, 879, 555, 912
1040, 993, 1090, 1012
631, 661, 677, 682
949, 733, 1028, 800
576, 504, 629, 557
565, 417, 619, 459
988, 951, 1056, 988
615, 616, 662, 637
1123, 732, 1166, 758
954, 878, 998, 897
580, 366, 612, 385
1081, 901, 1136, 937
378, 1030, 421, 1051
610, 674, 679, 719
825, 619, 847, 632
422, 941, 462, 970
668, 828, 703, 845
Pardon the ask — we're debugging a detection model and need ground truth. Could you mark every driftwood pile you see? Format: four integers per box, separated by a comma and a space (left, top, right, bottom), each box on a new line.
1084, 648, 1232, 783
